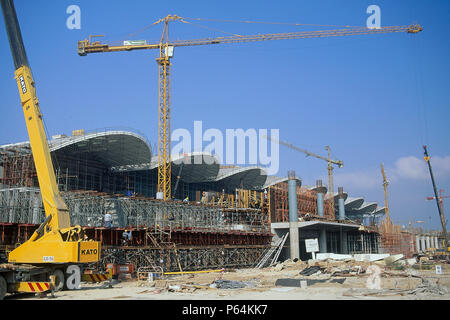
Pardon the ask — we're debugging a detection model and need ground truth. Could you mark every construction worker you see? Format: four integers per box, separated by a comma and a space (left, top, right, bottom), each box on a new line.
183, 196, 189, 203
201, 192, 207, 204
122, 229, 132, 246
104, 211, 112, 228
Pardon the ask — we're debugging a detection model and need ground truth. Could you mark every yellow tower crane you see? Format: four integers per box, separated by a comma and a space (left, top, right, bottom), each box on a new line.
380, 163, 390, 223
77, 16, 422, 200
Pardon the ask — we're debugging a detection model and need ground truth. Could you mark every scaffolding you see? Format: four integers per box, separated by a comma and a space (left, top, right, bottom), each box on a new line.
268, 182, 335, 222
0, 186, 272, 271
96, 245, 267, 272
0, 187, 43, 224
378, 220, 415, 258
0, 151, 36, 187
0, 187, 269, 234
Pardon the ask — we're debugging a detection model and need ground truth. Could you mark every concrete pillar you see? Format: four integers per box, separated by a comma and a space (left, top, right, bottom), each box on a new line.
316, 180, 326, 217
426, 236, 431, 250
288, 171, 300, 260
434, 237, 438, 249
420, 236, 426, 251
319, 228, 327, 253
338, 187, 346, 221
341, 231, 348, 254
416, 235, 421, 253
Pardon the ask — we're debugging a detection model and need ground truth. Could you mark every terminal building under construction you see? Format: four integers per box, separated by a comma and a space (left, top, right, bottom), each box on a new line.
0, 129, 436, 272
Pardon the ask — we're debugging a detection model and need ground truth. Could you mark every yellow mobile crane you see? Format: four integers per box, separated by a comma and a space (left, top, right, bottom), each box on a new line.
0, 0, 100, 299
78, 15, 422, 201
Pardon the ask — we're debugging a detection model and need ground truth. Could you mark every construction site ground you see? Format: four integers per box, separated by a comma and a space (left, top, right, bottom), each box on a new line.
6, 258, 450, 301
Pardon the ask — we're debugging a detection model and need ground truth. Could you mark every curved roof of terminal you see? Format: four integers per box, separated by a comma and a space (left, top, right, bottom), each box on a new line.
1, 130, 152, 168
344, 197, 365, 210
0, 130, 382, 215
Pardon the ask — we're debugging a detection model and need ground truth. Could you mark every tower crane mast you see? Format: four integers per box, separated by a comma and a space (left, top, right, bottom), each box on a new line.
380, 163, 390, 223
77, 16, 422, 200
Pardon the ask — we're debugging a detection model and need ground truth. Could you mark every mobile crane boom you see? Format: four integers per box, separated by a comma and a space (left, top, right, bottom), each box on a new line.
0, 0, 100, 298
423, 145, 448, 252
2, 0, 70, 235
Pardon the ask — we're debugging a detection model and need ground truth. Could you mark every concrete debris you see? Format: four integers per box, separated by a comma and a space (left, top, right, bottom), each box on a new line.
396, 260, 407, 266
353, 254, 390, 262
316, 253, 352, 261
275, 278, 346, 287
384, 254, 404, 265
373, 260, 386, 267
280, 258, 307, 270
409, 278, 449, 295
211, 279, 256, 289
299, 266, 324, 276
271, 263, 284, 272
330, 266, 365, 277
343, 278, 449, 297
297, 254, 424, 278
168, 285, 181, 292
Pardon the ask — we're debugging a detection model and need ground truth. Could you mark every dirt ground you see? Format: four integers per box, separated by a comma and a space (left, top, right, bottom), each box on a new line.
7, 259, 450, 301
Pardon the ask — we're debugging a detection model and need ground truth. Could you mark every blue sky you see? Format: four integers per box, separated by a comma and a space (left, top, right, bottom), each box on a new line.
0, 0, 449, 230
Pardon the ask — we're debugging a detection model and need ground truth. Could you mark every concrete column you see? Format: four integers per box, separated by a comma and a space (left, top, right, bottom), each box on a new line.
416, 235, 421, 253
288, 171, 300, 260
338, 187, 346, 221
319, 228, 327, 253
420, 236, 426, 251
426, 236, 431, 250
434, 237, 438, 249
340, 231, 348, 254
316, 180, 327, 217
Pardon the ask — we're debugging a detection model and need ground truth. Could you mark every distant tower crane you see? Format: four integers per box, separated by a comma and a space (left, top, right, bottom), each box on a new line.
426, 189, 450, 209
423, 145, 448, 252
380, 163, 390, 223
265, 136, 343, 212
77, 15, 422, 200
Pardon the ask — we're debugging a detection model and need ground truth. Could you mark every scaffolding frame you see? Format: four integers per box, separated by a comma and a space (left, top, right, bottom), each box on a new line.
269, 182, 335, 222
